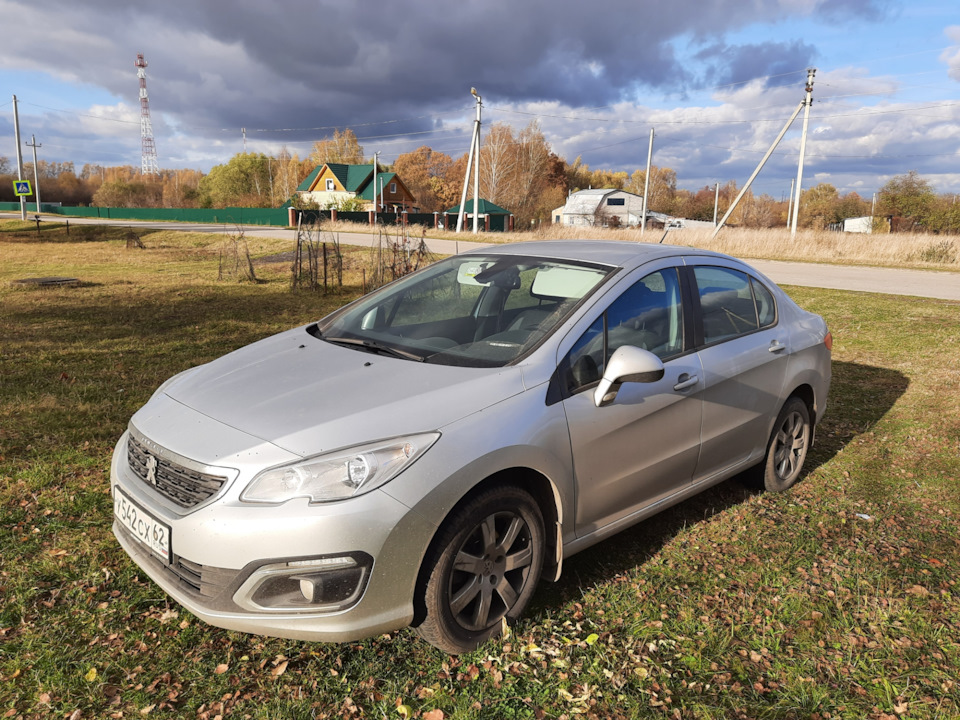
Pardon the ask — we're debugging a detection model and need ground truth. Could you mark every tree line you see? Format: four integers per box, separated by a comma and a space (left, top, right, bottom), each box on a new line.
2, 128, 958, 232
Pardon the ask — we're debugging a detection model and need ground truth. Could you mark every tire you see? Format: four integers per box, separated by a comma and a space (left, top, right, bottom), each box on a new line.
415, 486, 545, 654
760, 396, 811, 492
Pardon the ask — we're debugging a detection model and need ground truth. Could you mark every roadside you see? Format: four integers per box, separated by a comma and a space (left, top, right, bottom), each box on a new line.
3, 212, 959, 301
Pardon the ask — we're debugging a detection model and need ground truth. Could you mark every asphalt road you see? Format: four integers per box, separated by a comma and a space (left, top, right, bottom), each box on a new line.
4, 213, 958, 301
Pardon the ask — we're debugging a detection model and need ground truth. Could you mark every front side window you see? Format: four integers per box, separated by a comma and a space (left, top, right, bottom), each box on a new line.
318, 255, 613, 367
565, 268, 684, 393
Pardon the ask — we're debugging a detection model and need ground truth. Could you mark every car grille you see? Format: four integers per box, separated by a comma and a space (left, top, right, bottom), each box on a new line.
127, 434, 227, 509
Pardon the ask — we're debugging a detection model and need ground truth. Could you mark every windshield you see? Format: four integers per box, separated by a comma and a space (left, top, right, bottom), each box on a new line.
317, 254, 613, 367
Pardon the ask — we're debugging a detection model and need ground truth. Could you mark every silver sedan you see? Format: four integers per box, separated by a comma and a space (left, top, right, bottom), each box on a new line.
110, 240, 831, 653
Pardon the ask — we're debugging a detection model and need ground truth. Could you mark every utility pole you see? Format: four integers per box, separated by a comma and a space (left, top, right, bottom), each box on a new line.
713, 182, 720, 226
786, 178, 795, 228
712, 71, 814, 239
26, 134, 42, 212
13, 95, 27, 220
242, 127, 247, 153
456, 88, 482, 233
373, 151, 380, 224
790, 68, 816, 236
640, 128, 654, 235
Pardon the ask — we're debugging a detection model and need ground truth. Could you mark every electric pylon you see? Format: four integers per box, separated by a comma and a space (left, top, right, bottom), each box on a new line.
136, 53, 160, 175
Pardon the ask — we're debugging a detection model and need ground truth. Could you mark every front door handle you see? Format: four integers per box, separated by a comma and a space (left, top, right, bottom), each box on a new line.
674, 374, 699, 391
769, 341, 786, 353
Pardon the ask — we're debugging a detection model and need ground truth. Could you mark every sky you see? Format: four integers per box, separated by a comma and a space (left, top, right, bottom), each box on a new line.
1, 0, 958, 201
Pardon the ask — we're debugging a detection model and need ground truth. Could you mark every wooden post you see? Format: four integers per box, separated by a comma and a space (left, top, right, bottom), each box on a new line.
323, 242, 328, 290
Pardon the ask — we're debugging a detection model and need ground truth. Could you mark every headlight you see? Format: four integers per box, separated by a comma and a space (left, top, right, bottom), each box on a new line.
240, 433, 440, 504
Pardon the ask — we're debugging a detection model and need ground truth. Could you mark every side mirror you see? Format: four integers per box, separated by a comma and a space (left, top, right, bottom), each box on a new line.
594, 345, 665, 407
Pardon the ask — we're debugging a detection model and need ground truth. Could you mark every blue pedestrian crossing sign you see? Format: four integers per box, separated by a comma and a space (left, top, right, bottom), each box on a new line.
13, 180, 32, 196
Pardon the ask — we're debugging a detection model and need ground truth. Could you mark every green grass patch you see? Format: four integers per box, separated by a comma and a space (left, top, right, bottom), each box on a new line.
1, 221, 958, 718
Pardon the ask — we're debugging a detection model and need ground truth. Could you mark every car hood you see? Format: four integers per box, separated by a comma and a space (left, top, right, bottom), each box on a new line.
163, 326, 527, 457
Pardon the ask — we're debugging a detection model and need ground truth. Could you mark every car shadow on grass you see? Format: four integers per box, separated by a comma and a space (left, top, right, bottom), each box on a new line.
529, 359, 909, 612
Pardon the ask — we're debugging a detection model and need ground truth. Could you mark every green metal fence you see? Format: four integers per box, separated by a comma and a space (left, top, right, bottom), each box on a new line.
0, 203, 291, 226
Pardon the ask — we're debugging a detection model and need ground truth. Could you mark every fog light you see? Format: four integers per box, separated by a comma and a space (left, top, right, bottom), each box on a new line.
234, 553, 372, 613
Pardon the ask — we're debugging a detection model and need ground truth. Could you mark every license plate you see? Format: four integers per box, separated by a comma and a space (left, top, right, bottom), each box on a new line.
114, 486, 172, 562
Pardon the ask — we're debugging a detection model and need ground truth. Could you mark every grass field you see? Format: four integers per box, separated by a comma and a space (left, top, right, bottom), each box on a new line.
320, 221, 960, 272
1, 220, 958, 719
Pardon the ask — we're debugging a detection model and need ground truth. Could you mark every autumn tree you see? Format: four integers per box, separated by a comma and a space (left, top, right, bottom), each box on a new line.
93, 178, 163, 208
800, 183, 840, 229
272, 147, 310, 205
877, 171, 937, 227
309, 129, 365, 167
625, 166, 678, 214
925, 195, 960, 234
198, 153, 274, 208
392, 146, 454, 213
161, 169, 203, 208
476, 121, 556, 227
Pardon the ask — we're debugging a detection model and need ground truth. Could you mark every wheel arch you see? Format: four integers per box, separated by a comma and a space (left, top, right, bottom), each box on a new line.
410, 466, 562, 627
785, 382, 817, 441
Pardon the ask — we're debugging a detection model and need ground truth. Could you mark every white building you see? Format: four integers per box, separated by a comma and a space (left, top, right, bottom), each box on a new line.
553, 189, 646, 228
843, 216, 873, 234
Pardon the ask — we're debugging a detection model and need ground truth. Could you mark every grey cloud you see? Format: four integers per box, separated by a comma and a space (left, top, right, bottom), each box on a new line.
10, 0, 886, 135
694, 40, 817, 89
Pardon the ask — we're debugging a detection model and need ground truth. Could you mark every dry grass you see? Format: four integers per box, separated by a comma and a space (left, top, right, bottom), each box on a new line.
360, 221, 960, 271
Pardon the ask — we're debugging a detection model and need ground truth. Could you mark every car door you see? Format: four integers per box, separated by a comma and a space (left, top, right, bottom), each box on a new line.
559, 265, 704, 537
688, 264, 789, 482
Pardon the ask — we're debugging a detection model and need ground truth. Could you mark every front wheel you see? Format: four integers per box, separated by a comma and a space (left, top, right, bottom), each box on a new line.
761, 396, 811, 492
415, 486, 544, 654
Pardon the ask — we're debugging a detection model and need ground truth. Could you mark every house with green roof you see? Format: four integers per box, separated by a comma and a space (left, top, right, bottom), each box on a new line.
444, 198, 515, 232
295, 163, 416, 212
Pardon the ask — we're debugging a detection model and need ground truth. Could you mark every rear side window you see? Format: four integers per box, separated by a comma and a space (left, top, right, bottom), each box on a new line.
693, 266, 776, 345
751, 278, 777, 327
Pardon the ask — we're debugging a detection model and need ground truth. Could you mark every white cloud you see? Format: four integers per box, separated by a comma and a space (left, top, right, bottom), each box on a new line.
940, 26, 960, 81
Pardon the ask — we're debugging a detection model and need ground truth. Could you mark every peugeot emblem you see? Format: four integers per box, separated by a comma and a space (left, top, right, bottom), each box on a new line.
145, 455, 159, 486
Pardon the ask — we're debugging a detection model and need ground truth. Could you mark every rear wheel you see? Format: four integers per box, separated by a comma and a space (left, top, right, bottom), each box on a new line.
761, 397, 811, 492
415, 486, 544, 654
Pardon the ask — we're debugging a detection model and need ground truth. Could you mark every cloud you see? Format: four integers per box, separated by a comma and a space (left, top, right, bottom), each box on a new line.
693, 40, 816, 90
6, 0, 957, 197
941, 26, 960, 81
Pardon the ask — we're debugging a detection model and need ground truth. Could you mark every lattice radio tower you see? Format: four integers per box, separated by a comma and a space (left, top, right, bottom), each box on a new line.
135, 53, 160, 175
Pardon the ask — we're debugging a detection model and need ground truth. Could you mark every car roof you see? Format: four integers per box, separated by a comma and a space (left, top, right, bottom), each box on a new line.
466, 240, 732, 268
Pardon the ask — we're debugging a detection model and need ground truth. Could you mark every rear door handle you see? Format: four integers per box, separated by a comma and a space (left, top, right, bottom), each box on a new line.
768, 341, 786, 353
674, 374, 699, 391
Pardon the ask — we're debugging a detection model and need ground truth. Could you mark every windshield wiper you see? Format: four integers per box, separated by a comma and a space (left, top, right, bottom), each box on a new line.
322, 336, 425, 362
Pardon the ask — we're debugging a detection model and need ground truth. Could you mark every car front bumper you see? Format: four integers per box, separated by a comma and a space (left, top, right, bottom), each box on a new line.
110, 430, 437, 643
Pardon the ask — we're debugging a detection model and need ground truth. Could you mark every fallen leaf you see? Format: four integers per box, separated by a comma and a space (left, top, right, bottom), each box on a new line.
423, 711, 445, 720
271, 660, 288, 677
397, 704, 413, 719
585, 633, 600, 645
38, 693, 51, 704
158, 609, 178, 624
214, 664, 228, 675
85, 667, 98, 682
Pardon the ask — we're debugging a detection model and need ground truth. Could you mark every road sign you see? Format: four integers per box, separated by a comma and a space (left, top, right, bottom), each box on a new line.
13, 180, 32, 196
